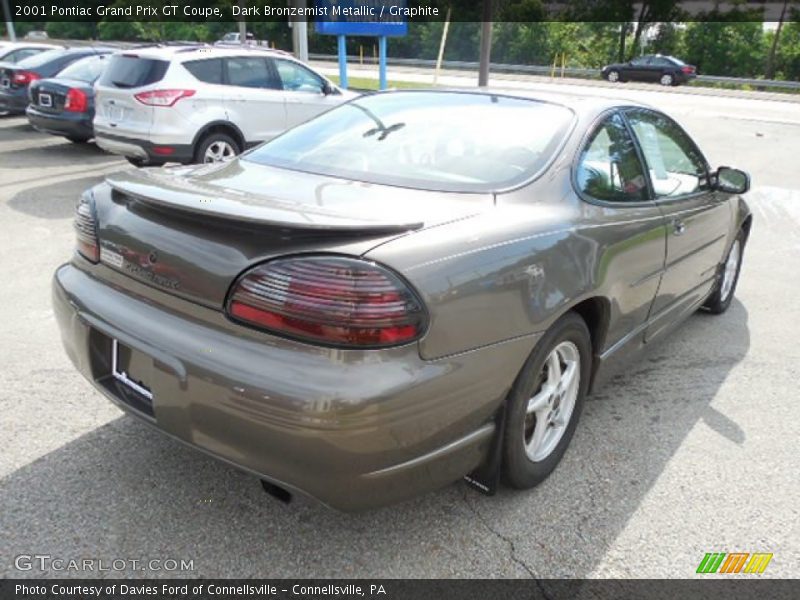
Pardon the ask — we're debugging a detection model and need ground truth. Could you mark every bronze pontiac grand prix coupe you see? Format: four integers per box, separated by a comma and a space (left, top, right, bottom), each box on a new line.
53, 90, 751, 510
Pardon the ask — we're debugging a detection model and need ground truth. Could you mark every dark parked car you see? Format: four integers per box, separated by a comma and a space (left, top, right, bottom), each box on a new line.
53, 90, 751, 510
602, 54, 697, 86
26, 54, 110, 143
0, 47, 110, 115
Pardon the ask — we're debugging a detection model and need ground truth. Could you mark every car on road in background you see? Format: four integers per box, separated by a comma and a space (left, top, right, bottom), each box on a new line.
24, 30, 49, 40
216, 32, 255, 45
26, 53, 111, 143
602, 54, 697, 86
53, 90, 752, 510
0, 41, 60, 64
0, 47, 111, 115
93, 46, 355, 166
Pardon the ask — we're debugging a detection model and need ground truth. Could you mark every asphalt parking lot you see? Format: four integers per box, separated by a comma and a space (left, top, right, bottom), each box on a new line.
1, 76, 799, 579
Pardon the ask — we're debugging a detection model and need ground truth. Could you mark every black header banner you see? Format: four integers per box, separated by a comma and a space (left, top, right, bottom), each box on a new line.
5, 1, 798, 23
2, 579, 799, 600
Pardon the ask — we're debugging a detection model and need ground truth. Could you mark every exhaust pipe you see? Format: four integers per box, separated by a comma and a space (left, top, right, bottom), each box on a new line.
260, 479, 292, 504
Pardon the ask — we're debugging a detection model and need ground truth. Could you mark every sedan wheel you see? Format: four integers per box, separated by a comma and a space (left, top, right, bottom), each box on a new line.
660, 73, 674, 86
502, 312, 591, 489
607, 70, 620, 83
703, 230, 745, 314
524, 341, 580, 462
720, 239, 741, 302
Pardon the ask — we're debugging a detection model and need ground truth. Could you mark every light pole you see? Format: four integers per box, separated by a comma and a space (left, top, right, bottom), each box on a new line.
2, 0, 16, 41
478, 1, 492, 87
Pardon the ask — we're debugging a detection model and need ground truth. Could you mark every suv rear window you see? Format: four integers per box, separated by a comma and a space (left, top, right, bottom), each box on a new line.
98, 55, 169, 89
184, 58, 223, 84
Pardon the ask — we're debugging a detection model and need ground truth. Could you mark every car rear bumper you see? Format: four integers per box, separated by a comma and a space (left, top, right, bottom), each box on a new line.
26, 105, 93, 139
95, 131, 194, 164
52, 261, 537, 510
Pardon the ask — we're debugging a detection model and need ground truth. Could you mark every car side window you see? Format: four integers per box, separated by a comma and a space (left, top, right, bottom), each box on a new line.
576, 112, 649, 203
273, 58, 324, 93
225, 57, 280, 89
631, 56, 651, 66
625, 109, 709, 198
184, 58, 223, 84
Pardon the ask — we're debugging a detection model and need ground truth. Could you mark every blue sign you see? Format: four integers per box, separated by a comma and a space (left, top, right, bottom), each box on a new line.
315, 1, 408, 37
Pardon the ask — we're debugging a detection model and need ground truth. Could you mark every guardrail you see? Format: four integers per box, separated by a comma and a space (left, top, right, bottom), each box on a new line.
309, 53, 800, 91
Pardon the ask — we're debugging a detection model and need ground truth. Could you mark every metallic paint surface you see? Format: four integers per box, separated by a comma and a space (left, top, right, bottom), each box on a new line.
51, 92, 751, 509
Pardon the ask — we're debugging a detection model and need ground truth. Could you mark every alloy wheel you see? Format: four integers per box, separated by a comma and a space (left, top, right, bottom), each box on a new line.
524, 341, 581, 462
660, 74, 674, 86
608, 71, 619, 83
720, 239, 741, 302
203, 140, 237, 163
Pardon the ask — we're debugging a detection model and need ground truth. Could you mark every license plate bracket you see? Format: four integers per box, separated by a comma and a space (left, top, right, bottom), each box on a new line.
111, 339, 154, 401
38, 93, 52, 107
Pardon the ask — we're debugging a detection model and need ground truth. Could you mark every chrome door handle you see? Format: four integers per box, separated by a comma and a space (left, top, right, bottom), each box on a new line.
673, 220, 686, 236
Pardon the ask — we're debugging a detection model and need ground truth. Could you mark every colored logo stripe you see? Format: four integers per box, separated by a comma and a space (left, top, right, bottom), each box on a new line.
719, 553, 749, 573
744, 553, 773, 574
697, 553, 726, 573
696, 552, 772, 574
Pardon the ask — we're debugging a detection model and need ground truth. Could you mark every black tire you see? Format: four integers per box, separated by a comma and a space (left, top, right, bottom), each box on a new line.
703, 229, 746, 315
193, 132, 240, 164
502, 312, 592, 490
125, 156, 163, 168
66, 136, 90, 144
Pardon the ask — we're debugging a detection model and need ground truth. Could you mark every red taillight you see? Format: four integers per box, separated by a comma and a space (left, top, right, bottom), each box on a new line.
75, 196, 99, 263
151, 146, 175, 155
227, 256, 427, 348
682, 66, 695, 74
134, 89, 195, 107
64, 88, 88, 113
12, 70, 40, 86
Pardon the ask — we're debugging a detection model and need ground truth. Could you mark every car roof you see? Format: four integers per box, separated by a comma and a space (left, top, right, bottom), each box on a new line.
0, 41, 59, 49
119, 44, 293, 62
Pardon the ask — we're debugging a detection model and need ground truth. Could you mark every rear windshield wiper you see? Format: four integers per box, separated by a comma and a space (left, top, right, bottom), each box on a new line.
110, 80, 136, 88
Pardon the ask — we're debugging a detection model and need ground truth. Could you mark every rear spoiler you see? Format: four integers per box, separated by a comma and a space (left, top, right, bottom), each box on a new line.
105, 171, 424, 234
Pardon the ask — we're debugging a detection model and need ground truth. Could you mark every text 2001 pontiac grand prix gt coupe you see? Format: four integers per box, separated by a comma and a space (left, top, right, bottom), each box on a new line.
53, 90, 751, 510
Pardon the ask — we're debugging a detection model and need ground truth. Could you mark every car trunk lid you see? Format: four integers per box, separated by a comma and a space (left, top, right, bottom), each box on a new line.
29, 78, 91, 114
94, 160, 491, 308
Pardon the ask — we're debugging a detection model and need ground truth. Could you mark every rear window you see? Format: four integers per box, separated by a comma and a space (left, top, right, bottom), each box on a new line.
245, 91, 575, 192
184, 58, 223, 84
56, 54, 108, 82
16, 49, 64, 68
98, 54, 169, 89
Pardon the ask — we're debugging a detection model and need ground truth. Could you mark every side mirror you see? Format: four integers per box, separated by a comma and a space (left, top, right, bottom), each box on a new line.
714, 166, 750, 194
321, 81, 335, 95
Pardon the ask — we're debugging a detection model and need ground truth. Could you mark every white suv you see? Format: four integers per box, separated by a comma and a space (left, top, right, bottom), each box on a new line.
93, 46, 356, 166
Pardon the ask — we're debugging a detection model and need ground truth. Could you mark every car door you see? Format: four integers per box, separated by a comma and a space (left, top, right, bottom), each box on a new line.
574, 111, 668, 353
626, 56, 652, 82
223, 55, 286, 143
271, 57, 339, 129
623, 108, 732, 341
